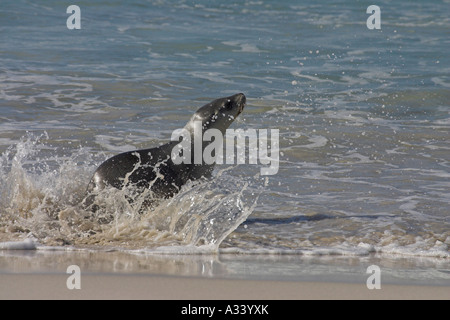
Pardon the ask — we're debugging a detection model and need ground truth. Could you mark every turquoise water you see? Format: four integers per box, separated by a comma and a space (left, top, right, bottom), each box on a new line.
0, 1, 449, 262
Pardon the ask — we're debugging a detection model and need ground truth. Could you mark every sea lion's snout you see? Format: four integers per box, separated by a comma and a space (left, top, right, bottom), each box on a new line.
232, 93, 246, 116
187, 93, 246, 134
234, 93, 246, 105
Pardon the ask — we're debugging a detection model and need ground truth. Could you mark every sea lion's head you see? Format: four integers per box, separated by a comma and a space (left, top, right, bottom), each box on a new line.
186, 93, 246, 134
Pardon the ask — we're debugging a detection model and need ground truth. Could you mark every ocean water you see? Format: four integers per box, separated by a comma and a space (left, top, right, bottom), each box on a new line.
0, 0, 449, 265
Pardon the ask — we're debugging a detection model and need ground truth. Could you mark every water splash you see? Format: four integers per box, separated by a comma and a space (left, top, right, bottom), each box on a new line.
0, 133, 259, 251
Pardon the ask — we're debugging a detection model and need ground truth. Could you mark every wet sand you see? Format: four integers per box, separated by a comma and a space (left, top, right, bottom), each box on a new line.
1, 249, 449, 300
1, 273, 449, 300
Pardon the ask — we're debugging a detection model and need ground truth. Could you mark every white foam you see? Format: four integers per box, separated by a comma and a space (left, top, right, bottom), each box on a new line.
300, 135, 328, 149
222, 41, 264, 53
0, 239, 37, 250
132, 243, 218, 255
187, 71, 235, 84
290, 70, 334, 83
220, 239, 449, 259
431, 77, 450, 88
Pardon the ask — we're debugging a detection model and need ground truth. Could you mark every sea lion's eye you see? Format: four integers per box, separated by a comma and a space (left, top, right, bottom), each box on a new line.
225, 100, 233, 110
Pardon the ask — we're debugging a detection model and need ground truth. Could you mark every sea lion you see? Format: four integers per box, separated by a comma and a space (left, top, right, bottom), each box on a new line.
84, 93, 246, 208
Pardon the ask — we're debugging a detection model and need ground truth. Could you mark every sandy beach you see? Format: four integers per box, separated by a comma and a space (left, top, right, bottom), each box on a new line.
1, 273, 449, 300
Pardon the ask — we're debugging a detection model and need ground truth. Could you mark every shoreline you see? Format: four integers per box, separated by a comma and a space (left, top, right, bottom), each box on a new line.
1, 248, 449, 300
